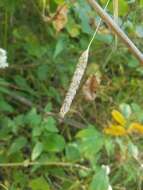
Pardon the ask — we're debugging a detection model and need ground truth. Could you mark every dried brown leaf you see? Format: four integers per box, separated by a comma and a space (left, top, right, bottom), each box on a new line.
82, 75, 100, 101
53, 4, 68, 32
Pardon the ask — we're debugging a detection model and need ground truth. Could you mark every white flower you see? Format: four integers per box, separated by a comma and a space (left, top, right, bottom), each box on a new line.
102, 165, 110, 175
0, 48, 8, 68
108, 185, 112, 190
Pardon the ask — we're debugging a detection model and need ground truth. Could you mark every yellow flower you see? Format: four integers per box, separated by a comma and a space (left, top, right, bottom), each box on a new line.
111, 110, 126, 125
104, 124, 127, 136
104, 110, 127, 137
127, 122, 143, 134
104, 109, 143, 137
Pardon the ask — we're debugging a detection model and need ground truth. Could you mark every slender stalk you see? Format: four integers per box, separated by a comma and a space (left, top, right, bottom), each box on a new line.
87, 0, 111, 50
0, 184, 8, 190
42, 0, 46, 16
87, 0, 143, 64
113, 0, 118, 50
0, 161, 90, 171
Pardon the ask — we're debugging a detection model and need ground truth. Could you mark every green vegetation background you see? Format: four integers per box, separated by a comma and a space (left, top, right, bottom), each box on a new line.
0, 0, 143, 189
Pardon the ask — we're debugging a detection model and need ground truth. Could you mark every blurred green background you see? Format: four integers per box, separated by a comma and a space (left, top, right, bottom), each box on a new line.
0, 0, 143, 189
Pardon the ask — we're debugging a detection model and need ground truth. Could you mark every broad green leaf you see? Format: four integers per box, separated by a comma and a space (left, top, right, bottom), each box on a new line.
76, 126, 103, 158
128, 56, 139, 68
0, 99, 14, 112
29, 177, 50, 190
9, 137, 27, 154
37, 65, 49, 81
42, 116, 58, 132
89, 168, 109, 190
31, 142, 43, 161
76, 125, 100, 139
65, 143, 80, 161
25, 108, 42, 126
43, 134, 65, 152
32, 126, 43, 137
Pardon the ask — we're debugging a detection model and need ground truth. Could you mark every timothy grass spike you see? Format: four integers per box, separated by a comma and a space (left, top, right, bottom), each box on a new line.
59, 49, 89, 118
59, 0, 110, 118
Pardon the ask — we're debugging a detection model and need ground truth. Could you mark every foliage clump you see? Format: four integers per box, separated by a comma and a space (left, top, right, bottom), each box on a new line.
0, 0, 143, 189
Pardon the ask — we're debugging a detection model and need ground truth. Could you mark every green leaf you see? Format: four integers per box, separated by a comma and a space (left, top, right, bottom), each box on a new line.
89, 168, 109, 190
29, 177, 50, 190
65, 143, 80, 161
95, 34, 113, 44
25, 108, 42, 126
43, 134, 65, 152
13, 171, 28, 188
31, 142, 43, 161
76, 1, 92, 34
119, 103, 132, 118
0, 99, 14, 112
76, 126, 100, 138
76, 126, 103, 158
44, 102, 53, 112
128, 142, 139, 160
9, 137, 27, 154
37, 65, 49, 81
14, 75, 35, 95
128, 56, 139, 68
54, 36, 66, 58
32, 126, 43, 137
118, 0, 129, 16
24, 43, 47, 58
66, 17, 80, 38
54, 0, 65, 5
42, 116, 58, 132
